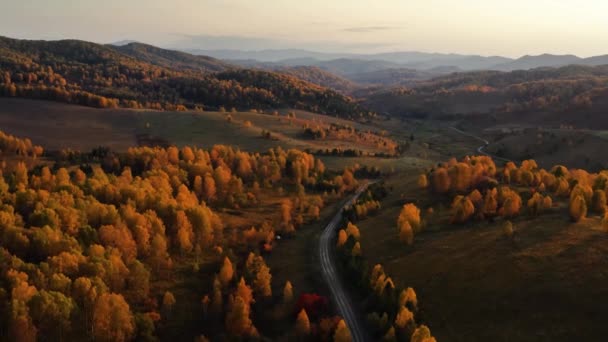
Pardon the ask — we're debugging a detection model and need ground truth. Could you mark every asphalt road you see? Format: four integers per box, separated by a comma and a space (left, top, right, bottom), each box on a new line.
449, 126, 513, 162
319, 182, 372, 342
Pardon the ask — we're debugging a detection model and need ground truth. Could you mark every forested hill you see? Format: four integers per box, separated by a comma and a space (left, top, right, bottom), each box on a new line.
364, 64, 608, 120
0, 36, 371, 119
271, 66, 357, 94
112, 42, 232, 72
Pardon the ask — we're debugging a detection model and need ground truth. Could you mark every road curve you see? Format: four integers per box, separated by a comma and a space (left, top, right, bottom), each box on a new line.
319, 182, 372, 342
449, 126, 513, 163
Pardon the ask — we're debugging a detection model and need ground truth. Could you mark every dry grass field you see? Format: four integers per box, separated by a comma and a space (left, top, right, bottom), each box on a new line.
0, 98, 397, 155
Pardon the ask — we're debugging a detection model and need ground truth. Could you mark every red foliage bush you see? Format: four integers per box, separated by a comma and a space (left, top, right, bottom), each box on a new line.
295, 293, 329, 319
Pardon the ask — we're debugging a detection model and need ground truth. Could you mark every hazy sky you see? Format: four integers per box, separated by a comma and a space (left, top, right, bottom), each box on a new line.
2, 0, 608, 57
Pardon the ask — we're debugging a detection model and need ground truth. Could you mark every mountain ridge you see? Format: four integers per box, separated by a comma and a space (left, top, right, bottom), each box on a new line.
188, 48, 608, 72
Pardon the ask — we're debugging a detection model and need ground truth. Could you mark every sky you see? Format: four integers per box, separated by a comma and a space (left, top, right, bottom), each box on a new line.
1, 0, 608, 57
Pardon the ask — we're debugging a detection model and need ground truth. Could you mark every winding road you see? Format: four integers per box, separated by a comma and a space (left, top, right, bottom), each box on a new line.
319, 182, 372, 342
449, 126, 513, 162
318, 127, 506, 341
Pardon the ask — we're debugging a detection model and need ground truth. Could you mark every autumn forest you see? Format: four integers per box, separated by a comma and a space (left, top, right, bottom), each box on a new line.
2, 7, 608, 341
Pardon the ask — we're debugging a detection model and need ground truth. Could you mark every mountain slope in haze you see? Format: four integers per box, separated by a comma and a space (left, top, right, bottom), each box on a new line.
364, 64, 608, 124
491, 54, 582, 71
402, 55, 512, 71
347, 68, 438, 87
313, 58, 402, 76
113, 42, 232, 72
187, 48, 515, 70
271, 66, 358, 93
226, 57, 403, 77
582, 55, 608, 66
185, 48, 350, 62
192, 48, 608, 74
0, 36, 370, 118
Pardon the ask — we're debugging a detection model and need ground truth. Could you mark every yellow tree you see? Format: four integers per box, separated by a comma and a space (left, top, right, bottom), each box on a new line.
482, 188, 498, 217
203, 173, 217, 203
411, 325, 437, 342
336, 229, 348, 247
333, 319, 352, 342
398, 204, 421, 233
219, 257, 234, 287
431, 167, 450, 194
253, 263, 272, 298
175, 210, 194, 253
14, 162, 29, 187
236, 278, 254, 307
569, 194, 587, 222
162, 291, 176, 314
527, 193, 544, 216
542, 195, 553, 210
450, 195, 475, 224
398, 221, 414, 246
283, 281, 294, 303
295, 309, 311, 336
225, 295, 256, 337
394, 306, 414, 330
500, 188, 522, 218
92, 293, 135, 342
417, 174, 428, 189
345, 222, 360, 240
351, 242, 362, 257
398, 287, 418, 311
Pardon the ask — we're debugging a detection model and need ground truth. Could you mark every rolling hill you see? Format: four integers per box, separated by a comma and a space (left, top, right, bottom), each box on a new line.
491, 54, 583, 71
346, 68, 438, 87
112, 42, 232, 72
364, 64, 608, 122
0, 36, 371, 119
270, 66, 358, 93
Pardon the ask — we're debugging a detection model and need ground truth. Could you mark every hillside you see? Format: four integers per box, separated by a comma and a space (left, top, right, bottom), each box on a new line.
491, 54, 582, 71
0, 98, 398, 158
0, 36, 371, 119
347, 68, 437, 87
365, 65, 608, 123
112, 42, 232, 72
269, 66, 358, 93
349, 152, 608, 341
313, 58, 402, 76
491, 54, 608, 71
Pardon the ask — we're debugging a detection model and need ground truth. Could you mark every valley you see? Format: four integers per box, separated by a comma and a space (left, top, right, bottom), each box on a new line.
2, 30, 608, 342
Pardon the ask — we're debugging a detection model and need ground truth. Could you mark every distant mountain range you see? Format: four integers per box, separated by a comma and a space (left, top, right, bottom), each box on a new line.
184, 48, 608, 73
491, 54, 608, 71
